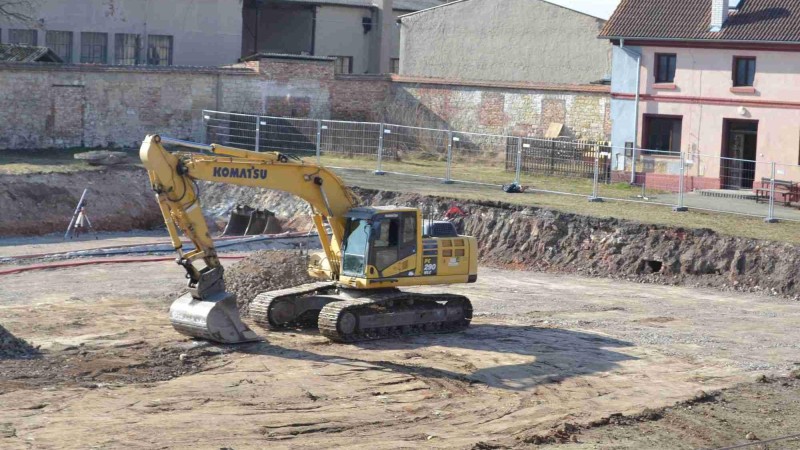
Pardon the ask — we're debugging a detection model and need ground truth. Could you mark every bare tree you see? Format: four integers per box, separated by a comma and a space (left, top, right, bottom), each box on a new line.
0, 1, 36, 24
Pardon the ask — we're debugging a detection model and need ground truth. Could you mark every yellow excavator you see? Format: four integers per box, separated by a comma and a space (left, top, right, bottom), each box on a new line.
140, 135, 477, 344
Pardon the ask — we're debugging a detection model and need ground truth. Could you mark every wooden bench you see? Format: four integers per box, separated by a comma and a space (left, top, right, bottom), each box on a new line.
754, 178, 800, 206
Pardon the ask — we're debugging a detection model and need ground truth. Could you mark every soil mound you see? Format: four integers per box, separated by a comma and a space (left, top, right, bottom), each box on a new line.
0, 324, 38, 359
224, 250, 315, 315
0, 167, 162, 236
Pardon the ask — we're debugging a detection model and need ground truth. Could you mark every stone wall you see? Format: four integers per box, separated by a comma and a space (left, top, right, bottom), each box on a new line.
0, 57, 609, 150
388, 77, 611, 140
0, 63, 228, 149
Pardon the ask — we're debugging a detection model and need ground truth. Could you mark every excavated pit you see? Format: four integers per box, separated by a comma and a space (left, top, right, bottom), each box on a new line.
201, 185, 800, 299
0, 167, 162, 236
4, 164, 799, 299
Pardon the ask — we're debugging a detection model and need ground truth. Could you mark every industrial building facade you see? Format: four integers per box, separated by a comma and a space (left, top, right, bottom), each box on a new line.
0, 0, 442, 71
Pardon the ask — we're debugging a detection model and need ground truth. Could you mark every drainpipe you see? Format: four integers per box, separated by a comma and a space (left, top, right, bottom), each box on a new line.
254, 5, 260, 55
621, 39, 642, 184
310, 6, 317, 55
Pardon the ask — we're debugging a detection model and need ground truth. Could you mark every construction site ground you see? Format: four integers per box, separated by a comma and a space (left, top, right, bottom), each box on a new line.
2, 244, 800, 449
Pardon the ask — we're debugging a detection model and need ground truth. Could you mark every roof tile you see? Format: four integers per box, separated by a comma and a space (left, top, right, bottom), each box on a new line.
600, 0, 800, 43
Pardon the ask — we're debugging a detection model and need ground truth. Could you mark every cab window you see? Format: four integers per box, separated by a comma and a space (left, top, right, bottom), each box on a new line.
342, 219, 370, 276
373, 217, 399, 271
402, 214, 416, 245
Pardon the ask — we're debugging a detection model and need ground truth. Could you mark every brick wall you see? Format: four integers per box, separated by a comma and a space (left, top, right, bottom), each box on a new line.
389, 76, 611, 140
0, 64, 232, 149
0, 57, 610, 150
331, 75, 392, 121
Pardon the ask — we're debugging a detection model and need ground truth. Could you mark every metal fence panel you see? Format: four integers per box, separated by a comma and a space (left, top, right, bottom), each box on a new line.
205, 111, 257, 150
382, 124, 450, 180
202, 109, 800, 223
257, 116, 317, 157
508, 137, 608, 196
446, 131, 509, 185
683, 154, 774, 219
766, 162, 800, 222
597, 148, 682, 206
318, 120, 382, 171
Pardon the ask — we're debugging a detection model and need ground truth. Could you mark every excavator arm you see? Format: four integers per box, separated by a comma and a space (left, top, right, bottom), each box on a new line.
139, 135, 356, 343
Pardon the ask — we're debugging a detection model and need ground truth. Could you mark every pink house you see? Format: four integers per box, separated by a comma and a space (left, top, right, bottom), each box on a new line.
601, 0, 800, 191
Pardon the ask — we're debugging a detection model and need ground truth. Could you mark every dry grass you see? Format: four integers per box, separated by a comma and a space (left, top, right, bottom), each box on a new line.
318, 154, 646, 197
0, 149, 112, 175
312, 155, 800, 244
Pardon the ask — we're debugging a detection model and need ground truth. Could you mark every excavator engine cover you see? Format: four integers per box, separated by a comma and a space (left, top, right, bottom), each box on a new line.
169, 292, 260, 344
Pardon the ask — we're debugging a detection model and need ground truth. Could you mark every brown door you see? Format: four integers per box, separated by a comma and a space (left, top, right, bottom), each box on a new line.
722, 120, 758, 189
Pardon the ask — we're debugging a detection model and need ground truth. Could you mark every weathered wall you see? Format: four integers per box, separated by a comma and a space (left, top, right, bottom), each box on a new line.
389, 77, 612, 139
0, 56, 610, 150
332, 75, 393, 121
0, 0, 243, 66
0, 64, 248, 149
0, 57, 391, 150
399, 0, 612, 84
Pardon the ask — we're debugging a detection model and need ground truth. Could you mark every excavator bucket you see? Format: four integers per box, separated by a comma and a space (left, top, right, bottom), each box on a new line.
169, 292, 260, 344
221, 206, 252, 236
221, 205, 277, 236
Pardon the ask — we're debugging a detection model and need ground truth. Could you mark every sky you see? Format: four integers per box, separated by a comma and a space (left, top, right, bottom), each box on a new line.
544, 0, 622, 20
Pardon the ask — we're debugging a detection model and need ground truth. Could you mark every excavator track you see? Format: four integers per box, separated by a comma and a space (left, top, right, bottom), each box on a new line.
318, 292, 473, 343
250, 281, 338, 330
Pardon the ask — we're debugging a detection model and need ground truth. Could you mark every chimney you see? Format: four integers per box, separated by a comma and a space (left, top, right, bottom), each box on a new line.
710, 0, 728, 32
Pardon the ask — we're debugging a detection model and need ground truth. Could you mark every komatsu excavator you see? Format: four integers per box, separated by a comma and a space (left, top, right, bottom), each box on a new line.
140, 135, 477, 344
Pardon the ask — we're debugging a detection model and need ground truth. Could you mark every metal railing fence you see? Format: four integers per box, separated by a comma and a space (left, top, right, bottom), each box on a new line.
201, 110, 800, 224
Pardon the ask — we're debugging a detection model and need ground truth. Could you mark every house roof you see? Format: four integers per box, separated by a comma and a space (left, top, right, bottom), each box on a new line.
272, 0, 444, 11
600, 0, 800, 43
0, 44, 63, 63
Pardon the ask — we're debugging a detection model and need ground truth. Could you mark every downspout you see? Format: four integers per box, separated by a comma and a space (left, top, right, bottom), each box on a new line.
310, 6, 317, 55
254, 6, 260, 55
621, 38, 642, 184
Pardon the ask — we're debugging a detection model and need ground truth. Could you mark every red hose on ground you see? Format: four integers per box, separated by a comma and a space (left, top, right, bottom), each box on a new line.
0, 255, 247, 276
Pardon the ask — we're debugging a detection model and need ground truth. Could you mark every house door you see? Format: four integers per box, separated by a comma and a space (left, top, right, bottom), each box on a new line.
722, 120, 758, 189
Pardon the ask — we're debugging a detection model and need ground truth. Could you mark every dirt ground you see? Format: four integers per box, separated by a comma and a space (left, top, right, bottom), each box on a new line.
1, 249, 800, 449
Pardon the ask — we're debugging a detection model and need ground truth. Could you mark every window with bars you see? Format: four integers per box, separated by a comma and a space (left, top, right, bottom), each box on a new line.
46, 31, 73, 63
146, 35, 173, 66
115, 34, 140, 65
81, 32, 108, 63
733, 57, 756, 87
654, 53, 676, 83
390, 58, 400, 74
332, 56, 353, 75
9, 29, 37, 46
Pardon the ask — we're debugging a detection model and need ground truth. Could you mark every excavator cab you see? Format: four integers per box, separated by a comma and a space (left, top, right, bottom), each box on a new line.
341, 208, 418, 279
337, 207, 477, 289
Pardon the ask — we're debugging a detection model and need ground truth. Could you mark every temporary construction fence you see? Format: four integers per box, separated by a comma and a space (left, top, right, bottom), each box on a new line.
201, 110, 800, 224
